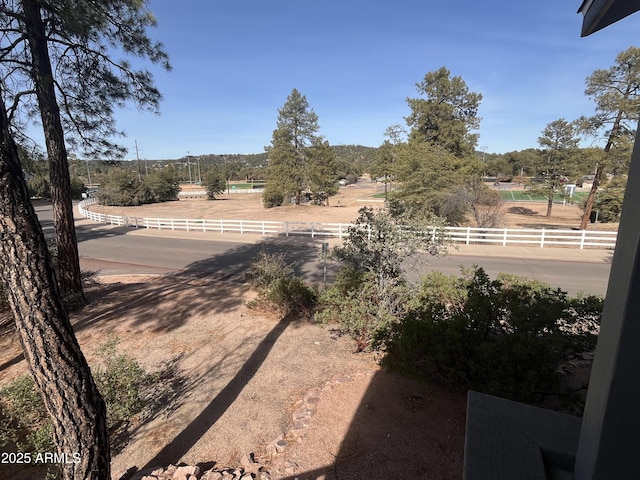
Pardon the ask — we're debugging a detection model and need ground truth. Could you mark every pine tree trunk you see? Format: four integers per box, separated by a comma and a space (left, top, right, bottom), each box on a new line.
0, 85, 110, 479
579, 164, 604, 230
546, 195, 553, 217
579, 109, 624, 230
22, 0, 84, 302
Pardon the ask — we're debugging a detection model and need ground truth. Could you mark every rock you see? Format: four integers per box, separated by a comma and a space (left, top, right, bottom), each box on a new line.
173, 465, 200, 480
165, 465, 178, 476
274, 439, 287, 453
201, 472, 223, 480
240, 453, 263, 475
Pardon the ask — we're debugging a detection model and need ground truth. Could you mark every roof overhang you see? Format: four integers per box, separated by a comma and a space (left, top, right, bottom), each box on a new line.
578, 0, 640, 36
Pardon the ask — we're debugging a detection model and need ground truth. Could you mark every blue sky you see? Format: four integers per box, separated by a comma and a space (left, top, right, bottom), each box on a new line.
93, 1, 640, 159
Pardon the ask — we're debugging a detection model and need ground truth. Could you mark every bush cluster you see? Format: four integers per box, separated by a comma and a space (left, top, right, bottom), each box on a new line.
383, 267, 602, 404
247, 251, 316, 318
96, 167, 180, 206
0, 335, 147, 457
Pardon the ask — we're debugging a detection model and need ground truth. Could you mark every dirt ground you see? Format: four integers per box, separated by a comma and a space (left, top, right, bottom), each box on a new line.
0, 276, 466, 480
89, 180, 617, 232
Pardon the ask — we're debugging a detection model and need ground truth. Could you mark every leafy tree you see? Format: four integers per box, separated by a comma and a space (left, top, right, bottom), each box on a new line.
576, 46, 640, 229
1, 0, 170, 302
0, 86, 110, 479
27, 173, 50, 198
202, 168, 226, 199
144, 167, 180, 202
405, 67, 482, 157
96, 167, 177, 206
533, 119, 579, 217
96, 168, 143, 206
264, 89, 336, 206
319, 206, 448, 349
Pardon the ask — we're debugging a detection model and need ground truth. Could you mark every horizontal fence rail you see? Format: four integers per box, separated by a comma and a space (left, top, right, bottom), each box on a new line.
78, 198, 617, 249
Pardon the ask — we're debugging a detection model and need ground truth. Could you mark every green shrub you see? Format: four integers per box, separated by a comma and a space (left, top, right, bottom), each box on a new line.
315, 270, 410, 351
27, 174, 50, 198
261, 187, 284, 208
248, 251, 294, 290
384, 267, 602, 404
0, 335, 147, 458
247, 252, 316, 318
0, 374, 54, 453
203, 169, 226, 199
265, 277, 317, 318
92, 335, 146, 428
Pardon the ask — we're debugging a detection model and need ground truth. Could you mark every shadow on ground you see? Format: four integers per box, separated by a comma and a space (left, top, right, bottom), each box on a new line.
174, 233, 336, 286
274, 370, 467, 480
508, 206, 539, 216
121, 319, 291, 479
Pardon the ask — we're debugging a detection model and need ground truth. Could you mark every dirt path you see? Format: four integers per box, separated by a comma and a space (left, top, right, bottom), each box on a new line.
0, 276, 466, 480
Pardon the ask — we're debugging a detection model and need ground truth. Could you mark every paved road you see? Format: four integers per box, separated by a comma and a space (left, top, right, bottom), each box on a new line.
72, 219, 611, 296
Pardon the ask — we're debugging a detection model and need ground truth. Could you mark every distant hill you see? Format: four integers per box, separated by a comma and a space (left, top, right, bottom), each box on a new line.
149, 145, 377, 169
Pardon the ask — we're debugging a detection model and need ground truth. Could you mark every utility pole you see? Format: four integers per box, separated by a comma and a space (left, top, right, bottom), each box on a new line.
85, 159, 91, 186
187, 151, 192, 184
135, 140, 142, 181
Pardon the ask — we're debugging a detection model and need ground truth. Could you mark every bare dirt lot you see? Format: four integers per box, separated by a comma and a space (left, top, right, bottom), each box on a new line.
0, 276, 466, 480
89, 180, 616, 232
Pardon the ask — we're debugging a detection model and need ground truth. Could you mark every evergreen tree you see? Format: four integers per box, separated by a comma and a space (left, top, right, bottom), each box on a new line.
575, 46, 640, 229
405, 67, 482, 157
264, 89, 336, 206
0, 85, 110, 480
1, 0, 170, 300
535, 119, 579, 217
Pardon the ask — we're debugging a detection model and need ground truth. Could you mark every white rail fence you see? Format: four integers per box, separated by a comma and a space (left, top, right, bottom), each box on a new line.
78, 198, 617, 249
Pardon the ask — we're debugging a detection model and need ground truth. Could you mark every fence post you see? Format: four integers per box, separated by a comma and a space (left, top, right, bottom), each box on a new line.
367, 224, 371, 241
580, 230, 586, 250
186, 219, 190, 232
286, 222, 289, 237
503, 228, 508, 246
220, 219, 223, 233
540, 228, 546, 248
124, 216, 129, 227
240, 220, 244, 234
171, 218, 175, 231
311, 223, 315, 238
467, 226, 471, 245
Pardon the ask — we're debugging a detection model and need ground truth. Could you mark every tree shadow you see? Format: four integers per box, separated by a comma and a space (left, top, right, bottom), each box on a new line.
70, 276, 250, 335
508, 206, 539, 216
275, 370, 467, 480
74, 221, 136, 243
174, 233, 334, 286
126, 318, 291, 477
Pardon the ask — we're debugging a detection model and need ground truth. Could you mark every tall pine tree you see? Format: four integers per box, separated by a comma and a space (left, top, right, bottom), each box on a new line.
264, 89, 336, 206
